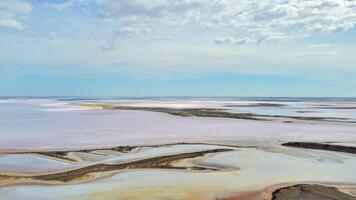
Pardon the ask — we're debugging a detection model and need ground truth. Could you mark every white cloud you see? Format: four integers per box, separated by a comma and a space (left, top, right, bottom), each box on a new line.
44, 0, 91, 10
0, 0, 32, 30
307, 43, 334, 49
117, 26, 151, 35
0, 17, 23, 29
0, 0, 355, 88
214, 37, 250, 45
97, 0, 205, 18
96, 0, 356, 44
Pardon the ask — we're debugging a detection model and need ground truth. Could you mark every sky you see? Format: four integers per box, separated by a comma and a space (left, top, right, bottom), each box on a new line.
0, 0, 356, 97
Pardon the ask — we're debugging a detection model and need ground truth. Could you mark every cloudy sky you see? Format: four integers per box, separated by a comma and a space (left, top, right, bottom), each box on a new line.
0, 0, 356, 97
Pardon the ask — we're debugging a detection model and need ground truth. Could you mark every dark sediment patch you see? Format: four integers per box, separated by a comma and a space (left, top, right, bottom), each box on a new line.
12, 146, 137, 162
86, 103, 354, 123
97, 105, 268, 121
79, 146, 136, 153
224, 103, 286, 108
36, 152, 77, 162
315, 106, 356, 110
282, 142, 356, 154
296, 110, 316, 113
282, 115, 350, 122
7, 148, 232, 182
272, 184, 356, 200
282, 121, 293, 123
2, 142, 254, 162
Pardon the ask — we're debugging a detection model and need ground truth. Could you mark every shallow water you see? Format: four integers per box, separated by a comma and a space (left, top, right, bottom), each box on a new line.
1, 145, 355, 200
1, 98, 356, 150
105, 144, 231, 164
84, 98, 356, 120
1, 98, 356, 200
0, 154, 73, 174
0, 144, 230, 174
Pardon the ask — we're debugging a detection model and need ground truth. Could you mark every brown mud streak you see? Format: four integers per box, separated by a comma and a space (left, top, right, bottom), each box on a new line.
8, 149, 232, 182
219, 183, 356, 200
272, 184, 356, 200
225, 103, 285, 108
3, 143, 250, 160
10, 146, 137, 162
87, 104, 269, 121
86, 104, 354, 123
36, 152, 77, 162
282, 142, 356, 154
